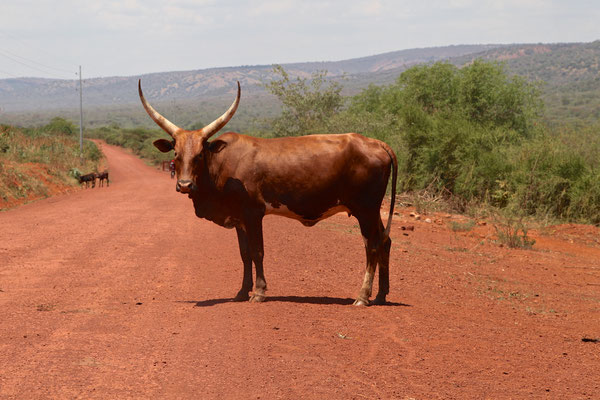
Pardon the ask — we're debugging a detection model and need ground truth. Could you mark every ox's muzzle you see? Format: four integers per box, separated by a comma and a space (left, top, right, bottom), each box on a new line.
176, 179, 197, 194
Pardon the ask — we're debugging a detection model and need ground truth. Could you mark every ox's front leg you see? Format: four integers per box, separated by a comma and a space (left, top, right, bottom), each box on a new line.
355, 244, 378, 306
247, 217, 267, 303
234, 227, 253, 302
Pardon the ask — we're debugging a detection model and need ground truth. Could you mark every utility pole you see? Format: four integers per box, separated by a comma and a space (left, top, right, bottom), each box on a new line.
78, 65, 83, 159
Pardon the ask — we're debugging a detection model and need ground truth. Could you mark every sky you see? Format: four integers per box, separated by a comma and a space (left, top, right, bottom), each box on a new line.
0, 0, 598, 80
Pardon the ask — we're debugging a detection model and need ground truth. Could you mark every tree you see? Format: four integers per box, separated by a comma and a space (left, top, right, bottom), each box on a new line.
458, 59, 542, 136
344, 60, 545, 202
264, 65, 344, 137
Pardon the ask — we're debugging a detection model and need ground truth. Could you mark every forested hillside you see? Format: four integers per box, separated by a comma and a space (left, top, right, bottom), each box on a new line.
1, 42, 598, 128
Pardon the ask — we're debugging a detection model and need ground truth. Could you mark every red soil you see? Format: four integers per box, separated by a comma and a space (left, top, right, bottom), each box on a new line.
0, 142, 598, 399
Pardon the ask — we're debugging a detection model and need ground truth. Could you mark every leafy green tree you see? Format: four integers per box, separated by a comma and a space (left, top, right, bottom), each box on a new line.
458, 60, 542, 135
396, 62, 460, 116
264, 65, 344, 136
343, 60, 546, 196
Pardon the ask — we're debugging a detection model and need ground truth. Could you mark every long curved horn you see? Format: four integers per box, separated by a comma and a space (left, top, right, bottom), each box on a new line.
138, 80, 182, 138
195, 81, 241, 141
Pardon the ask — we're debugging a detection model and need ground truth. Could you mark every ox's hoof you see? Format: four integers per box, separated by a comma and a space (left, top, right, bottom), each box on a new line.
233, 292, 250, 302
371, 295, 387, 306
249, 293, 266, 303
353, 298, 370, 306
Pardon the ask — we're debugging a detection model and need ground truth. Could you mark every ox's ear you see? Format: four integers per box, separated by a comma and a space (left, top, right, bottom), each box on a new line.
208, 139, 227, 154
153, 139, 174, 153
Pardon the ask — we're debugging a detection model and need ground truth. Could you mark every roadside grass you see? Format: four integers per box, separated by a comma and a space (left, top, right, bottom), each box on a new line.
88, 124, 172, 166
0, 124, 102, 208
449, 219, 476, 232
490, 211, 537, 249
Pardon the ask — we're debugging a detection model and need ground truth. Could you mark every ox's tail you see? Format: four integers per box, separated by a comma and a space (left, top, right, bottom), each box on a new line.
381, 143, 398, 239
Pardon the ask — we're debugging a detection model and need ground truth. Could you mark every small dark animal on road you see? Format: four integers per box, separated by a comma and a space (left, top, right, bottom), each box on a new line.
78, 173, 96, 188
139, 81, 397, 306
96, 170, 109, 187
169, 160, 175, 179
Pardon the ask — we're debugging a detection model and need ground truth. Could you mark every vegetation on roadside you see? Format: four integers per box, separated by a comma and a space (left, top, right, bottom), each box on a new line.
492, 214, 536, 249
88, 124, 173, 165
0, 119, 101, 208
449, 220, 476, 232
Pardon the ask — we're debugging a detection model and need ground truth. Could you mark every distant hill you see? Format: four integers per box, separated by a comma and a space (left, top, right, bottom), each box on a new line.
0, 44, 499, 128
1, 42, 598, 128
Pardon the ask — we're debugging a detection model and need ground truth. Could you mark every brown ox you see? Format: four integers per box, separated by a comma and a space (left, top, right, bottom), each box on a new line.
139, 81, 397, 305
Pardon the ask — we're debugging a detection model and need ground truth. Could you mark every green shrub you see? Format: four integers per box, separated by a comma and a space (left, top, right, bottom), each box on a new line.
42, 117, 77, 135
492, 213, 536, 249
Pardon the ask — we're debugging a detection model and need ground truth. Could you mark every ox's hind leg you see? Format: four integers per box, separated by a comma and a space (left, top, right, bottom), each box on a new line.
354, 213, 387, 306
234, 227, 253, 301
373, 235, 391, 305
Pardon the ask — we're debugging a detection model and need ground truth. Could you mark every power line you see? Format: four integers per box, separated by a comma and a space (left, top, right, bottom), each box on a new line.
0, 46, 75, 75
0, 30, 79, 67
0, 49, 74, 80
0, 30, 78, 79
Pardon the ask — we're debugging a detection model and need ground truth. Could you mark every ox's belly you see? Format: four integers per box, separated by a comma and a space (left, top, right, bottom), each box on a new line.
265, 203, 351, 226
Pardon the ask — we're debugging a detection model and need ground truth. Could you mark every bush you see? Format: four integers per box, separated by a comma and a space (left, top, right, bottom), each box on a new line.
338, 60, 599, 223
42, 117, 78, 136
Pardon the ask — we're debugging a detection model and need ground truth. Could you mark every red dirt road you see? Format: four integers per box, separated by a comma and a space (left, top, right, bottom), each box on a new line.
1, 142, 599, 399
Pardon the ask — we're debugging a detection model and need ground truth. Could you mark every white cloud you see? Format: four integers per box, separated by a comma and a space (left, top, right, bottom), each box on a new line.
246, 0, 295, 18
350, 0, 384, 16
